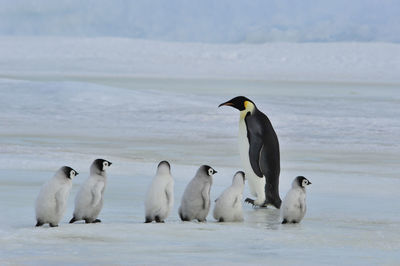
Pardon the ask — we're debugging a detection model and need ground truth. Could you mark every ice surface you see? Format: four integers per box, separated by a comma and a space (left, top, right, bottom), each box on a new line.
0, 38, 400, 265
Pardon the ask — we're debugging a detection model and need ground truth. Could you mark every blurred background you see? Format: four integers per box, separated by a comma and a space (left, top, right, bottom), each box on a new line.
0, 0, 399, 43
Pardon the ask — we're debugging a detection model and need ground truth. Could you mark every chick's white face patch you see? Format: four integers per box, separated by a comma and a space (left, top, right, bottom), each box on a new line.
302, 179, 309, 187
70, 170, 76, 179
208, 168, 214, 176
103, 161, 109, 170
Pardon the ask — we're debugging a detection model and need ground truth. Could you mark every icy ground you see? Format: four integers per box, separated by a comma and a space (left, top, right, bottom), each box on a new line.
0, 38, 400, 265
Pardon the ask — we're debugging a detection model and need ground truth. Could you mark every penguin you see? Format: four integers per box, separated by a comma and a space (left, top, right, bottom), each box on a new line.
179, 165, 217, 222
35, 166, 78, 227
219, 96, 281, 209
281, 176, 311, 224
144, 161, 174, 223
69, 159, 112, 224
213, 171, 245, 222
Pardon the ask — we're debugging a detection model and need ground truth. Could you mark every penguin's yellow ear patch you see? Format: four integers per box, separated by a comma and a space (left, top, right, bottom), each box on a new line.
244, 101, 253, 110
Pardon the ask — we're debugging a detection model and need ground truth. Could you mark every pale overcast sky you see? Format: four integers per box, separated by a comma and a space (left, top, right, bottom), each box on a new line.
0, 0, 398, 43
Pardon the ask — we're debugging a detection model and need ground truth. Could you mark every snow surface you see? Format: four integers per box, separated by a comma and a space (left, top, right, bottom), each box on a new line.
0, 37, 399, 83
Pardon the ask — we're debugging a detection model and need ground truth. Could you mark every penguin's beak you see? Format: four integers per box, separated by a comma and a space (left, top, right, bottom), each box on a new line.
214, 170, 218, 174
308, 181, 312, 185
218, 101, 233, 108
76, 172, 79, 176
108, 162, 112, 166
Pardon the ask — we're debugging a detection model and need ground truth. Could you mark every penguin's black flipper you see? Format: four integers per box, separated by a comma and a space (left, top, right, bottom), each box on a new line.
244, 113, 264, 178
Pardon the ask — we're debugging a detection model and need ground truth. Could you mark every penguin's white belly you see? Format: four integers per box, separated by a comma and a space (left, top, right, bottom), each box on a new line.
281, 189, 306, 222
74, 178, 105, 220
239, 119, 266, 203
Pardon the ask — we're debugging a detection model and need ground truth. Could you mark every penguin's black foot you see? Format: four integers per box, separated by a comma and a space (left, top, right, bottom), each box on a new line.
155, 216, 165, 223
218, 218, 225, 222
49, 223, 58, 227
245, 198, 255, 206
35, 221, 44, 227
197, 218, 206, 222
69, 217, 77, 224
92, 219, 101, 223
145, 217, 152, 223
179, 212, 189, 222
282, 219, 288, 224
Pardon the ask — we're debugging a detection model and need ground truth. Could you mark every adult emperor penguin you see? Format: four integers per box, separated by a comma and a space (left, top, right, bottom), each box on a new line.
69, 159, 112, 224
219, 96, 281, 208
145, 161, 174, 223
281, 176, 311, 224
213, 171, 245, 222
179, 165, 217, 222
35, 166, 78, 227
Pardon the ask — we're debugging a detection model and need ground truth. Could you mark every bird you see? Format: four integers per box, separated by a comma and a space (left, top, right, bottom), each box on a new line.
35, 166, 79, 227
144, 161, 174, 223
281, 176, 311, 224
219, 96, 281, 209
179, 165, 217, 222
69, 159, 112, 224
213, 171, 245, 222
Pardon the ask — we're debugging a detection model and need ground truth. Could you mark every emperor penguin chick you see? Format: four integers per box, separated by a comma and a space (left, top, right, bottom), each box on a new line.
281, 176, 311, 224
213, 171, 245, 222
35, 166, 79, 227
70, 159, 112, 224
145, 161, 174, 223
179, 165, 217, 222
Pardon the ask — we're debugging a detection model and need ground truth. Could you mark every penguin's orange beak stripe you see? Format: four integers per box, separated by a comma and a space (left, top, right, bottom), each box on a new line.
218, 102, 233, 107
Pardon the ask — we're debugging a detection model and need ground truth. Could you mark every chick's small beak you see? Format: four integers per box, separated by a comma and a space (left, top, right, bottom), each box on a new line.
75, 172, 79, 176
308, 181, 312, 185
214, 170, 218, 174
108, 162, 112, 166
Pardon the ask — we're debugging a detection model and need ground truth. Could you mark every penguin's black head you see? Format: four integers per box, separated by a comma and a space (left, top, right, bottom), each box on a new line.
218, 96, 255, 111
157, 160, 171, 175
201, 165, 217, 177
158, 160, 170, 169
296, 176, 311, 188
238, 171, 246, 183
93, 159, 112, 173
233, 171, 245, 185
61, 166, 79, 179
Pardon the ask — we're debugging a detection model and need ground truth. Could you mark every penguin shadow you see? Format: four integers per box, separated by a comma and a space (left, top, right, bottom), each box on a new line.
244, 207, 281, 230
